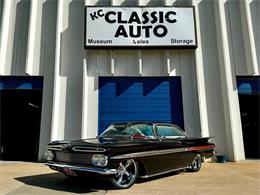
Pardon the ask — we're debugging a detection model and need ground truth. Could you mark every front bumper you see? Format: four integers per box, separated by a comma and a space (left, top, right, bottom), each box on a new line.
45, 162, 117, 175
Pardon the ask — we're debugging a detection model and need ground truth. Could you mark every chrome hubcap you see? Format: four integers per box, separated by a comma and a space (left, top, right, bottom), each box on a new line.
113, 159, 137, 187
192, 155, 201, 170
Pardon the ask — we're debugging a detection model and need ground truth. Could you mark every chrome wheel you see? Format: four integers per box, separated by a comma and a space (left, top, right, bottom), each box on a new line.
111, 159, 139, 189
188, 154, 202, 172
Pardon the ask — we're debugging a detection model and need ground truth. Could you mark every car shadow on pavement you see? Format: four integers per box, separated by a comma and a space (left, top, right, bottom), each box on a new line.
15, 172, 110, 194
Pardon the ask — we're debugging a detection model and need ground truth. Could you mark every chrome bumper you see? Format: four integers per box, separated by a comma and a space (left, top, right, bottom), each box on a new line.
45, 162, 117, 175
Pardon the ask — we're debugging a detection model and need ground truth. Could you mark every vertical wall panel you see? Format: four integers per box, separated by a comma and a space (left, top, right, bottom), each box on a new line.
215, 0, 245, 161
11, 0, 31, 75
142, 50, 167, 76
0, 0, 17, 75
225, 0, 247, 75
165, 0, 178, 6
83, 0, 103, 139
92, 0, 111, 6
38, 0, 57, 160
179, 50, 201, 137
113, 0, 137, 6
0, 0, 4, 45
250, 0, 260, 72
173, 0, 192, 6
197, 0, 227, 155
169, 50, 181, 76
114, 50, 139, 76
192, 0, 210, 138
51, 0, 84, 141
240, 0, 258, 75
60, 0, 84, 140
87, 50, 111, 76
138, 0, 162, 6
26, 0, 45, 76
51, 0, 70, 140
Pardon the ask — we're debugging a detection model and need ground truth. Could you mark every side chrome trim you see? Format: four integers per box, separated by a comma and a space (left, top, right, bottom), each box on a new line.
72, 146, 106, 153
111, 148, 187, 159
139, 167, 188, 179
110, 145, 214, 160
45, 162, 117, 175
47, 145, 63, 151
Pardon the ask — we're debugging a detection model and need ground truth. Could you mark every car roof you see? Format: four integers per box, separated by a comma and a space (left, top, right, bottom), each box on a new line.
110, 121, 181, 128
111, 121, 154, 125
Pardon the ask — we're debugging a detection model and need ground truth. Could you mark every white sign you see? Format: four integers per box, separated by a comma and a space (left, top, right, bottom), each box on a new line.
85, 7, 197, 48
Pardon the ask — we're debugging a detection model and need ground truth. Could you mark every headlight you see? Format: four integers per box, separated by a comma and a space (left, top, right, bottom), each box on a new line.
92, 154, 108, 167
44, 150, 54, 161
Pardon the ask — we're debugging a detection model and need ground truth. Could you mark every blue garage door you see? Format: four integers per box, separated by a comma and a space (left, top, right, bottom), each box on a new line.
98, 77, 184, 134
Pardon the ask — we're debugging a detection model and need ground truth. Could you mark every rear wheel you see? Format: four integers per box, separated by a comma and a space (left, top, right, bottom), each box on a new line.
111, 159, 139, 189
187, 154, 202, 172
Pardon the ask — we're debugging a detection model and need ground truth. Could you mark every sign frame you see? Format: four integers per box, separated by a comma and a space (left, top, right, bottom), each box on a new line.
84, 6, 197, 49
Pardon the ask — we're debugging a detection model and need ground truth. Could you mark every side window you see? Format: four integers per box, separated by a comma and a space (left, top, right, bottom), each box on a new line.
157, 125, 185, 137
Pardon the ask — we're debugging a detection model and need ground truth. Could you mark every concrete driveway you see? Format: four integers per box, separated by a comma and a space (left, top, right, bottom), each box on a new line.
0, 160, 259, 195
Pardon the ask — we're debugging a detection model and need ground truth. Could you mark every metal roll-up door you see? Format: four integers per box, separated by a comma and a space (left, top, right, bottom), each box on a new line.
98, 77, 184, 134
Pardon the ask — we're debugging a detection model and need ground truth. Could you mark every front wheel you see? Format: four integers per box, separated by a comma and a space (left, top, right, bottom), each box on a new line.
111, 159, 139, 189
187, 154, 202, 172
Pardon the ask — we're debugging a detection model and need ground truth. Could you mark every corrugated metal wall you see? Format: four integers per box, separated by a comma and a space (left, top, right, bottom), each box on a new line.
0, 0, 259, 161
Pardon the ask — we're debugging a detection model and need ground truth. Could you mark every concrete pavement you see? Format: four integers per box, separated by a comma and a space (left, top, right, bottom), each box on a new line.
107, 160, 260, 195
0, 161, 106, 195
0, 161, 259, 195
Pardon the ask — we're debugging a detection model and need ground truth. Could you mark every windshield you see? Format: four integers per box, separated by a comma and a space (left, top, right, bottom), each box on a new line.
100, 123, 154, 138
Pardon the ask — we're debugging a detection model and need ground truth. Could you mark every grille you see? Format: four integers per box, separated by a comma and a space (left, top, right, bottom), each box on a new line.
55, 152, 93, 165
48, 145, 62, 151
72, 146, 106, 153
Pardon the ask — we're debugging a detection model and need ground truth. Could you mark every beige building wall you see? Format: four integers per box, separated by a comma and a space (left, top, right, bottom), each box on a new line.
0, 0, 259, 161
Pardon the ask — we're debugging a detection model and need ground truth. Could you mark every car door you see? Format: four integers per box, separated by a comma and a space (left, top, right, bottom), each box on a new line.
154, 124, 194, 171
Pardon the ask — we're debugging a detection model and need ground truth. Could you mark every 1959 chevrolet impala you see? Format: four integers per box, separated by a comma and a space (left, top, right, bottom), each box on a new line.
45, 122, 215, 189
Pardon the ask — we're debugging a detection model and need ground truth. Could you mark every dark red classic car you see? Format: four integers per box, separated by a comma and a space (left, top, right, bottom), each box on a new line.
45, 122, 215, 189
